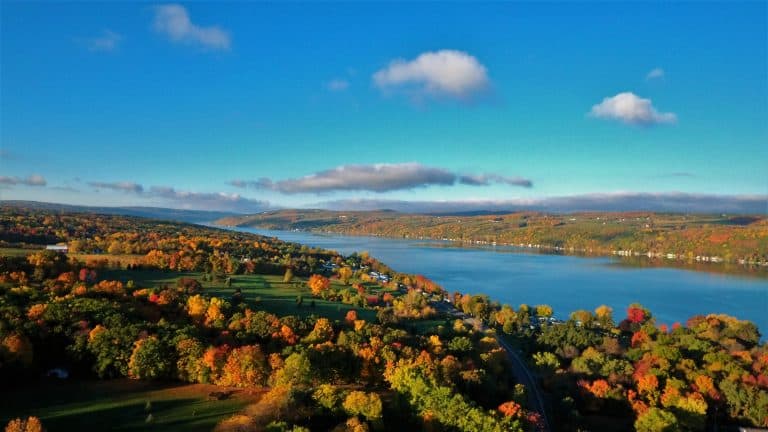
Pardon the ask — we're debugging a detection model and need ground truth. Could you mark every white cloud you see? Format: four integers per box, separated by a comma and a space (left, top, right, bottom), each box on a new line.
153, 4, 230, 50
230, 163, 532, 194
89, 181, 144, 193
589, 92, 677, 125
86, 30, 122, 52
326, 79, 349, 91
373, 50, 489, 99
0, 175, 46, 187
646, 67, 665, 80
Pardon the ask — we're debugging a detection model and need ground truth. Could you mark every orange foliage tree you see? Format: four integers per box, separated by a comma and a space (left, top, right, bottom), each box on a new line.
307, 274, 330, 297
4, 416, 44, 432
218, 345, 268, 387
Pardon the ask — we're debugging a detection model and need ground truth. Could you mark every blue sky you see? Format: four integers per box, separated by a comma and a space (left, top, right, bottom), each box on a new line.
1, 2, 766, 213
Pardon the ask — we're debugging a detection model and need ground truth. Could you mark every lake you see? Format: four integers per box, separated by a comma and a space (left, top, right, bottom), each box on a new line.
226, 227, 768, 335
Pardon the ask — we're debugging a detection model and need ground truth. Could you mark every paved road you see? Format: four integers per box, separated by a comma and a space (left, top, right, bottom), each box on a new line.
495, 334, 551, 432
463, 314, 552, 432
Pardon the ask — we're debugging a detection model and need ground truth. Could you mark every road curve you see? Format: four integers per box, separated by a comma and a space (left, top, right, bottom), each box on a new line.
495, 335, 552, 432
463, 316, 552, 432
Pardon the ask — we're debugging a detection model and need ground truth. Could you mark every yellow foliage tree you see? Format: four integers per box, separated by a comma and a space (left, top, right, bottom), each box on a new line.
305, 318, 334, 343
205, 297, 226, 327
342, 391, 382, 421
338, 267, 353, 285
186, 295, 208, 322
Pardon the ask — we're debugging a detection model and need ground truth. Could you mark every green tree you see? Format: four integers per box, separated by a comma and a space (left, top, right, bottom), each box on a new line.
532, 351, 561, 375
274, 352, 312, 386
128, 336, 171, 380
634, 408, 679, 432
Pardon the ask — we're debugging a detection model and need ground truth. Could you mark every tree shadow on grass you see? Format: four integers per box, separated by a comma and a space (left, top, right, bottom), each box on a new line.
0, 380, 247, 432
18, 396, 243, 432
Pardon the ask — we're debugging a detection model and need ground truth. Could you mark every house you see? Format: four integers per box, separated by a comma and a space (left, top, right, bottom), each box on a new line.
45, 245, 68, 253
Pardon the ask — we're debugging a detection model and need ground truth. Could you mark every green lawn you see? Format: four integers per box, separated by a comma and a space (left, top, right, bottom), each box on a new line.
99, 269, 377, 322
0, 379, 258, 432
0, 247, 38, 257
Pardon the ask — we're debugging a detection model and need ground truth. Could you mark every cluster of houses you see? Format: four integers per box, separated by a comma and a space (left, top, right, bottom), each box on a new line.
318, 262, 395, 285
612, 249, 727, 263
319, 261, 339, 272
367, 271, 390, 284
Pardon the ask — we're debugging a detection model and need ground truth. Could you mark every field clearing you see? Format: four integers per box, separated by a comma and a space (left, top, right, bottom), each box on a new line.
0, 379, 259, 432
0, 247, 38, 257
100, 269, 378, 322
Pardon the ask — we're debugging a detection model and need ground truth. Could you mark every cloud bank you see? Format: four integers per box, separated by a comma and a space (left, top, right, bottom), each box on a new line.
89, 181, 144, 193
148, 186, 268, 212
84, 180, 267, 213
458, 174, 533, 188
0, 175, 47, 187
229, 163, 532, 194
317, 192, 767, 215
589, 92, 676, 125
373, 50, 489, 99
153, 4, 230, 50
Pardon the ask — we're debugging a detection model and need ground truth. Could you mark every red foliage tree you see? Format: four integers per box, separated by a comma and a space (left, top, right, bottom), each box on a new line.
627, 306, 646, 324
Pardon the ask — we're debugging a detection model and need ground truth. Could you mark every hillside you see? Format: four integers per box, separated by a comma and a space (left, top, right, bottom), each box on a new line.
1, 200, 238, 223
217, 210, 768, 267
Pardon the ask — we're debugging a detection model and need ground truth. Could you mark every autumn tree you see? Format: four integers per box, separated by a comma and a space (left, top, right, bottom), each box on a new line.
634, 408, 678, 432
342, 391, 382, 421
218, 345, 268, 387
338, 267, 353, 285
176, 338, 205, 383
313, 384, 344, 412
4, 416, 44, 432
283, 268, 294, 283
535, 304, 553, 318
304, 318, 334, 343
594, 305, 614, 328
1, 334, 33, 367
345, 310, 358, 325
308, 274, 330, 297
273, 352, 312, 387
128, 336, 171, 380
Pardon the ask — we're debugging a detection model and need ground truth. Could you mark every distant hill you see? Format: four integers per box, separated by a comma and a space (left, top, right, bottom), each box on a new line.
215, 209, 768, 268
0, 200, 238, 223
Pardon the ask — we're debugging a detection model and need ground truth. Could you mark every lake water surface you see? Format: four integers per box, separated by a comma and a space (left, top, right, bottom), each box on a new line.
227, 227, 768, 335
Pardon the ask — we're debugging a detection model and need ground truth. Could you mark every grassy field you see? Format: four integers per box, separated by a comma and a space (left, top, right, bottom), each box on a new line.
0, 245, 383, 322
100, 269, 378, 322
0, 379, 259, 432
0, 247, 39, 257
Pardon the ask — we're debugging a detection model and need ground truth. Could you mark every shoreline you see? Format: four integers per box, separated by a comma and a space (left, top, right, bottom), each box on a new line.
215, 223, 768, 279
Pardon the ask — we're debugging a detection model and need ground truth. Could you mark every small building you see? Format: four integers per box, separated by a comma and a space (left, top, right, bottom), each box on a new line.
46, 245, 68, 253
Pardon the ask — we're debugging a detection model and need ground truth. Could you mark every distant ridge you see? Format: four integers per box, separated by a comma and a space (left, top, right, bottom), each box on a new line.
0, 200, 239, 223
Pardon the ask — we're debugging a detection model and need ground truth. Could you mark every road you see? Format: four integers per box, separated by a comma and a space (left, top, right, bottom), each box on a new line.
452, 309, 551, 432
495, 333, 551, 432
